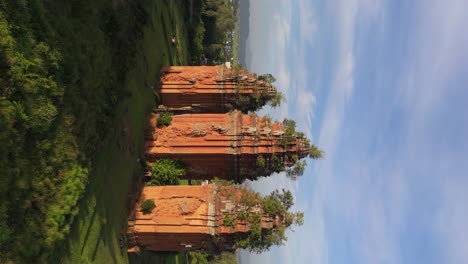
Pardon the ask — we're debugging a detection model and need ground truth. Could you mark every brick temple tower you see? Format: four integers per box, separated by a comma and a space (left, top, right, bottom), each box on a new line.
127, 184, 275, 253
157, 65, 278, 113
145, 111, 311, 182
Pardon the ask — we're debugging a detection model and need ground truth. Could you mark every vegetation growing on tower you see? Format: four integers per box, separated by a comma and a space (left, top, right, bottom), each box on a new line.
308, 143, 325, 160
156, 111, 173, 127
215, 185, 304, 253
245, 116, 325, 180
140, 199, 156, 215
228, 68, 285, 112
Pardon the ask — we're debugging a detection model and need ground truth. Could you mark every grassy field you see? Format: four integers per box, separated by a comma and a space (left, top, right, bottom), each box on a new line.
129, 252, 188, 264
53, 1, 189, 263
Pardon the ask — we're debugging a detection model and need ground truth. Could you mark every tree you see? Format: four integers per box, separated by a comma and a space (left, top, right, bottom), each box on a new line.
269, 92, 285, 108
210, 252, 237, 264
258, 73, 276, 83
140, 199, 155, 215
148, 159, 186, 186
286, 160, 307, 180
231, 187, 304, 253
261, 195, 285, 217
188, 251, 209, 264
260, 189, 296, 218
308, 144, 324, 160
266, 189, 294, 211
293, 212, 304, 226
271, 155, 284, 172
282, 118, 296, 132
205, 43, 224, 59
41, 165, 88, 248
283, 211, 305, 227
239, 188, 262, 208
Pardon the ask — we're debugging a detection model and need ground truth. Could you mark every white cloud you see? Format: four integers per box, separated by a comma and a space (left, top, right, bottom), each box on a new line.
289, 0, 319, 137
271, 6, 293, 121
295, 87, 316, 135
317, 13, 356, 164
306, 0, 389, 264
302, 2, 359, 264
247, 0, 292, 120
314, 0, 468, 263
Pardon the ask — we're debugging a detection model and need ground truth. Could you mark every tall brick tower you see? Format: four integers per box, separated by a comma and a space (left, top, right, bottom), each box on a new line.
127, 184, 278, 253
157, 65, 278, 113
145, 111, 311, 182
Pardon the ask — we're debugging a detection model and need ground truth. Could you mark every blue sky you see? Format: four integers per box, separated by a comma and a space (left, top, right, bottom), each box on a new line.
240, 0, 468, 263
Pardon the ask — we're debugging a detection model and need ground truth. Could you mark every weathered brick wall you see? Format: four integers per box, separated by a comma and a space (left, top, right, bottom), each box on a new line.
145, 112, 308, 181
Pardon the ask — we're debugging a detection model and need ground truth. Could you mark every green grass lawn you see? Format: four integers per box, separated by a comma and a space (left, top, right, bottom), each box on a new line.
54, 2, 189, 263
129, 252, 188, 264
179, 179, 190, 185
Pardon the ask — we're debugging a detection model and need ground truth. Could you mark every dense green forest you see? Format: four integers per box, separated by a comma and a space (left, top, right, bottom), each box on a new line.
0, 0, 153, 261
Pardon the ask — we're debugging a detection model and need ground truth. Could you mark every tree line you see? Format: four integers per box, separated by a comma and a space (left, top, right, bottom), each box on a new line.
188, 0, 236, 65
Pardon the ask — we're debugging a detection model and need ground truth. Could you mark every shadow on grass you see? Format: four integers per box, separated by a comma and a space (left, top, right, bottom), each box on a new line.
51, 1, 189, 263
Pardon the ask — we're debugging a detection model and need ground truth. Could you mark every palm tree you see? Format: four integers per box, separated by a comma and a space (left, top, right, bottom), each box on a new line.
309, 144, 324, 159
270, 92, 286, 108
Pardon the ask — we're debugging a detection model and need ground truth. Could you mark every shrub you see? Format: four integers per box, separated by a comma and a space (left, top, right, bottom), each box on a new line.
188, 251, 209, 264
239, 189, 262, 208
140, 199, 155, 215
261, 195, 285, 217
224, 186, 304, 253
223, 215, 235, 228
291, 154, 298, 162
156, 112, 173, 127
279, 137, 289, 148
309, 144, 324, 160
211, 177, 234, 186
237, 210, 249, 221
148, 159, 186, 186
256, 155, 266, 168
271, 155, 283, 172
